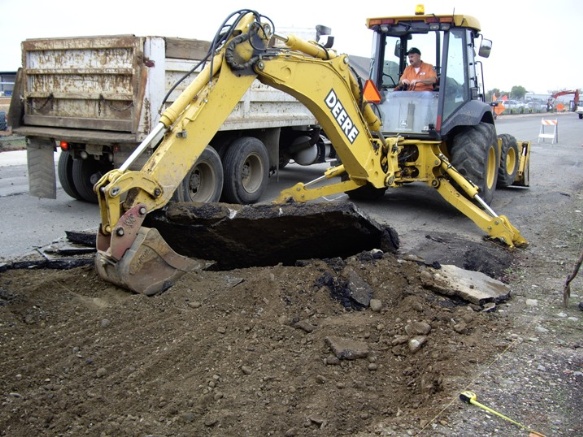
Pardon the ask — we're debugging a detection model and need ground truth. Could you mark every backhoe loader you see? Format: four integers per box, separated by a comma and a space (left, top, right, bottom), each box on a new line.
94, 8, 529, 295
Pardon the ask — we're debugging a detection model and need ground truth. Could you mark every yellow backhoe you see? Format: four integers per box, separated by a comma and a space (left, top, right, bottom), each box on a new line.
94, 8, 529, 295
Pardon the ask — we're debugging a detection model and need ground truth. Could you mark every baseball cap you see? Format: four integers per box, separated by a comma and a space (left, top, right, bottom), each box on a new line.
406, 47, 421, 55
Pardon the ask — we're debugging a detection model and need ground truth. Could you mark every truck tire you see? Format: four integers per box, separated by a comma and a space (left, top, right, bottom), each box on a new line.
450, 123, 498, 205
57, 151, 83, 201
0, 112, 6, 131
496, 134, 520, 188
172, 147, 224, 203
71, 158, 113, 204
222, 137, 269, 204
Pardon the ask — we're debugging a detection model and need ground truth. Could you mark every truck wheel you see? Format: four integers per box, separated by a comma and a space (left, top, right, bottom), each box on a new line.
172, 147, 224, 203
450, 123, 498, 205
222, 137, 269, 204
57, 151, 83, 200
496, 134, 519, 188
72, 158, 113, 203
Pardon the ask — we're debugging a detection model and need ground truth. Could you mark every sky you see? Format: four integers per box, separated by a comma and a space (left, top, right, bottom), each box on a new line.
0, 0, 580, 95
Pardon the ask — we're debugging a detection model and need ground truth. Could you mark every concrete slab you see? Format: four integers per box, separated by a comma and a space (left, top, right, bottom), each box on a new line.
423, 264, 511, 306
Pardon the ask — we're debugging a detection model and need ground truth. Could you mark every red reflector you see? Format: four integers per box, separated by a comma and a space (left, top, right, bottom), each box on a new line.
363, 80, 382, 104
59, 141, 69, 151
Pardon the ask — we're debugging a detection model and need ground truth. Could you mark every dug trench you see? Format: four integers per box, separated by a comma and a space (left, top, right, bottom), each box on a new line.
0, 200, 522, 436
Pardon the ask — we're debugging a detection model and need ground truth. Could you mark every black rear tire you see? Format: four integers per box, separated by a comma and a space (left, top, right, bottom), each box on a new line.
222, 137, 269, 204
496, 134, 519, 188
57, 151, 83, 200
450, 123, 498, 205
72, 158, 113, 203
172, 147, 224, 203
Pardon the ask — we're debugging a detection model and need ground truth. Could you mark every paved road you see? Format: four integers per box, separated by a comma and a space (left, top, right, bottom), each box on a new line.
1, 112, 581, 259
0, 150, 99, 258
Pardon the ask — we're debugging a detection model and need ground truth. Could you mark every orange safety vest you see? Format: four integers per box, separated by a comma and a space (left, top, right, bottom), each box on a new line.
400, 62, 436, 91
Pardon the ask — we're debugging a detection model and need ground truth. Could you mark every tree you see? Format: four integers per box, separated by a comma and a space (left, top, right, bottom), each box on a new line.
510, 85, 527, 100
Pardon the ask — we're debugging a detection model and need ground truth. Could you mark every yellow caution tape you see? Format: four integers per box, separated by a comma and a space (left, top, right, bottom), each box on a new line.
459, 391, 546, 437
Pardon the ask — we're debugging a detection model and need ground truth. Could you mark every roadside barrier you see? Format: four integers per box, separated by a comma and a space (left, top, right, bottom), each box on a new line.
537, 119, 558, 144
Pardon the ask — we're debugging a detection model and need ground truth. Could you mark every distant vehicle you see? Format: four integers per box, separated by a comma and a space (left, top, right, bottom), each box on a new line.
502, 100, 520, 108
526, 100, 546, 111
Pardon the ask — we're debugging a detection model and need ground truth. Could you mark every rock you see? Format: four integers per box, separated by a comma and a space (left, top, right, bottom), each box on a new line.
370, 298, 383, 312
204, 417, 218, 427
408, 336, 427, 353
482, 302, 496, 312
343, 267, 373, 306
325, 356, 340, 365
453, 322, 468, 334
315, 375, 326, 384
294, 319, 316, 333
325, 336, 369, 360
392, 335, 409, 345
526, 299, 538, 306
405, 321, 431, 335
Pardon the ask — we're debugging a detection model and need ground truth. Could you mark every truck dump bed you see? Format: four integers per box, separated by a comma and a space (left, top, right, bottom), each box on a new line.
13, 34, 316, 143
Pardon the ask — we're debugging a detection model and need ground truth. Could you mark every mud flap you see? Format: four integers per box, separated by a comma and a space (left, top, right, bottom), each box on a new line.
95, 227, 206, 296
27, 140, 57, 199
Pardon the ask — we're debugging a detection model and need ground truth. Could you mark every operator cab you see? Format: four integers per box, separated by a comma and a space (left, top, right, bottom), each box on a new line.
365, 5, 493, 138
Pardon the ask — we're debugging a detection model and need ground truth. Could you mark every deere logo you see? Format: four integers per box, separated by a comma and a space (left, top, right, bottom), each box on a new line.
325, 90, 359, 143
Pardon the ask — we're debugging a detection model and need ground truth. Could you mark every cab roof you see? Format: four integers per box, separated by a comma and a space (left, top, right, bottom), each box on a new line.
366, 13, 481, 34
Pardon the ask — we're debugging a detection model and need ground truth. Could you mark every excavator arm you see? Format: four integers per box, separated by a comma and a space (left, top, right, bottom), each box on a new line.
93, 12, 390, 294
94, 11, 526, 295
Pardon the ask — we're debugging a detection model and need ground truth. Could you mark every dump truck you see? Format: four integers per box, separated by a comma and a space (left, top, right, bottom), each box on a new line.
8, 30, 334, 204
91, 8, 530, 295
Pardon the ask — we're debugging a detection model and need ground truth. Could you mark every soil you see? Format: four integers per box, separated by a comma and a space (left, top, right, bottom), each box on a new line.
1, 194, 582, 436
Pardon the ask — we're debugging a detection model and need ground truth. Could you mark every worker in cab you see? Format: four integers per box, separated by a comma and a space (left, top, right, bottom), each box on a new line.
397, 47, 437, 91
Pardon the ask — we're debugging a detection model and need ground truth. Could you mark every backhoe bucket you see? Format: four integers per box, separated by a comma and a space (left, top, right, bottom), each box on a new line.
95, 227, 205, 296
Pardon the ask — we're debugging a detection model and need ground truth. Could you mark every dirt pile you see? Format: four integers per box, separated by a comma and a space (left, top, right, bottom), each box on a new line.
0, 238, 515, 436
